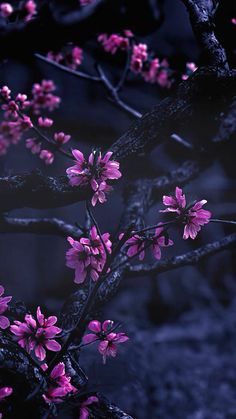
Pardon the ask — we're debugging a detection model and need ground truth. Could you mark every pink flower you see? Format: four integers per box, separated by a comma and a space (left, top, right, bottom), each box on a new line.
0, 387, 13, 418
130, 43, 148, 73
125, 234, 146, 260
38, 117, 53, 128
67, 46, 83, 69
142, 58, 160, 83
66, 149, 121, 206
91, 181, 112, 207
24, 0, 37, 21
47, 51, 64, 64
160, 187, 211, 239
182, 62, 197, 80
98, 33, 129, 54
231, 18, 236, 25
80, 226, 112, 256
31, 80, 61, 114
0, 286, 12, 330
183, 200, 212, 240
54, 132, 71, 144
0, 86, 11, 100
161, 186, 186, 215
43, 362, 76, 404
151, 226, 173, 260
26, 138, 41, 154
0, 3, 13, 18
66, 227, 112, 284
80, 0, 94, 6
40, 149, 54, 165
83, 320, 129, 363
80, 396, 99, 419
66, 237, 91, 284
10, 307, 61, 361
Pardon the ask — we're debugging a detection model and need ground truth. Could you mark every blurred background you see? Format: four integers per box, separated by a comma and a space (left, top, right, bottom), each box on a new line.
0, 0, 236, 417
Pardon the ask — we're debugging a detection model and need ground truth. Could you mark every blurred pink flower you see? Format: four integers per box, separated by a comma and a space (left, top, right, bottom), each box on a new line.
0, 3, 13, 18
98, 33, 129, 54
54, 131, 71, 144
0, 286, 12, 330
10, 307, 61, 361
38, 117, 54, 128
0, 387, 13, 418
40, 149, 54, 165
130, 43, 148, 73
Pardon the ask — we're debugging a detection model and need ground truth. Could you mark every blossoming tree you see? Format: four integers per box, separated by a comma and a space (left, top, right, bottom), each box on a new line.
0, 0, 235, 418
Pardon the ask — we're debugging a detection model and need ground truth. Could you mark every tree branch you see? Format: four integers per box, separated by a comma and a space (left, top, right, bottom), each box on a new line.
127, 233, 236, 276
181, 0, 228, 68
0, 216, 82, 238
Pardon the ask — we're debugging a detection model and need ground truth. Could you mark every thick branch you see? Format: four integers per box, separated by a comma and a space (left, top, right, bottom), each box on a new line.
128, 233, 236, 276
181, 0, 228, 68
0, 216, 82, 238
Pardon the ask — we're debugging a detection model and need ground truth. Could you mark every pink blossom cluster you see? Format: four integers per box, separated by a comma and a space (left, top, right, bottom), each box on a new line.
0, 81, 68, 164
66, 226, 112, 283
66, 149, 122, 206
0, 1, 37, 21
123, 225, 173, 261
43, 362, 76, 404
98, 33, 130, 54
83, 320, 129, 363
182, 62, 197, 80
31, 80, 61, 115
0, 3, 13, 18
0, 286, 12, 330
47, 46, 83, 70
80, 0, 95, 6
130, 44, 171, 87
0, 387, 13, 419
160, 187, 212, 239
10, 306, 61, 361
97, 32, 172, 88
231, 18, 236, 25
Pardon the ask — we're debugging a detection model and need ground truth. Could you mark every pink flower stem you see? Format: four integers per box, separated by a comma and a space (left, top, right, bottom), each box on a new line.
210, 218, 236, 225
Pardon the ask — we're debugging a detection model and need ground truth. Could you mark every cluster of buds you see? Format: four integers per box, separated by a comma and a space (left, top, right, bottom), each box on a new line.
47, 45, 83, 70
0, 1, 37, 21
98, 32, 131, 54
182, 62, 197, 81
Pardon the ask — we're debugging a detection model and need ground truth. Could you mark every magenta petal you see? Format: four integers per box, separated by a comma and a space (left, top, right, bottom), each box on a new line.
45, 340, 61, 352
88, 320, 101, 333
83, 333, 98, 344
0, 315, 10, 329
